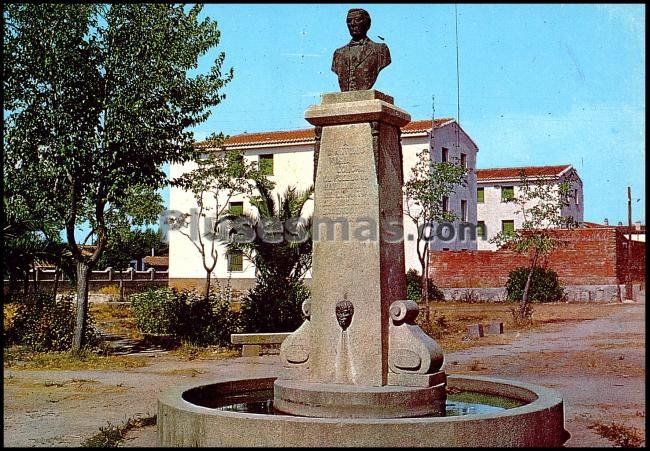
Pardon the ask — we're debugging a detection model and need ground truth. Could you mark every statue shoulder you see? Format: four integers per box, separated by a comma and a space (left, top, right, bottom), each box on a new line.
333, 44, 349, 55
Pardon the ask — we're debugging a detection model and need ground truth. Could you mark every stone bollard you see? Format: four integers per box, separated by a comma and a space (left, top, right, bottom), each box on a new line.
485, 321, 504, 335
466, 324, 484, 338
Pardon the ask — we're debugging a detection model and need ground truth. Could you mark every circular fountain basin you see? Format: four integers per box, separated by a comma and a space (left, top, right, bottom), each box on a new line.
158, 375, 569, 447
273, 378, 446, 418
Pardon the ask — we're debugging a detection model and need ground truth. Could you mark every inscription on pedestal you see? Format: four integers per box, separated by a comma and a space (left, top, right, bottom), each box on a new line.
318, 142, 375, 219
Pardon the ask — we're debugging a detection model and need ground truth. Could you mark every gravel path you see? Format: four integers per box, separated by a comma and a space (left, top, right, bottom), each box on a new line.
3, 296, 644, 447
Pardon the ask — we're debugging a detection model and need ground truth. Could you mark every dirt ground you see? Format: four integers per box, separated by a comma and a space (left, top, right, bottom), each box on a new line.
3, 298, 645, 447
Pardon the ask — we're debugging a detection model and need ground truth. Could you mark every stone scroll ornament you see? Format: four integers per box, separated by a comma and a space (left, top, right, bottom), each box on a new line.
279, 300, 312, 370
331, 9, 391, 91
388, 300, 444, 374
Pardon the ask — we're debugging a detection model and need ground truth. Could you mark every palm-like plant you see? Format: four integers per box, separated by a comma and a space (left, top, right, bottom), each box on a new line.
229, 183, 314, 332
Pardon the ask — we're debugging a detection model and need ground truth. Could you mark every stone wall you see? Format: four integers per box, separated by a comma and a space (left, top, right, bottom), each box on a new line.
429, 227, 645, 290
441, 283, 643, 303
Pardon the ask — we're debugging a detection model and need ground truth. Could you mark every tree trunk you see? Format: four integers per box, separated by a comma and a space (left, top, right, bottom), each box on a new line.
421, 271, 430, 323
32, 264, 39, 294
204, 271, 212, 300
119, 270, 124, 302
22, 270, 29, 295
422, 245, 430, 323
8, 273, 17, 302
52, 265, 60, 299
522, 252, 539, 307
72, 261, 91, 354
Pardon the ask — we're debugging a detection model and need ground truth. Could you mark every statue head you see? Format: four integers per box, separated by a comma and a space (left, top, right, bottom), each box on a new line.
335, 300, 354, 331
346, 8, 371, 40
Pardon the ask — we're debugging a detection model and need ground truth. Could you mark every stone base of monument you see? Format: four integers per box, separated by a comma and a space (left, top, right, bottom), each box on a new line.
273, 373, 446, 418
158, 375, 570, 447
157, 88, 569, 446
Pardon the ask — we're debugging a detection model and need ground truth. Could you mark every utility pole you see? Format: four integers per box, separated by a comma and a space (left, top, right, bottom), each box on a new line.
626, 186, 633, 300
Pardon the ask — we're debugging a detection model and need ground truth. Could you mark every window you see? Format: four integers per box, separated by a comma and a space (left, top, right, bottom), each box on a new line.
574, 189, 579, 205
259, 154, 274, 175
501, 186, 514, 202
461, 200, 467, 222
229, 201, 243, 216
460, 153, 467, 169
441, 147, 449, 163
501, 220, 515, 235
477, 221, 487, 239
228, 250, 243, 272
442, 196, 449, 213
477, 187, 484, 203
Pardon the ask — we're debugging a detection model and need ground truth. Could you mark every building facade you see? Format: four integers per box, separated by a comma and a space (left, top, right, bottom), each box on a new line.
167, 119, 479, 290
475, 165, 584, 250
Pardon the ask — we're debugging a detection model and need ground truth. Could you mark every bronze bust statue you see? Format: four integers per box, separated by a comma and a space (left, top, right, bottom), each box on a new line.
331, 8, 391, 91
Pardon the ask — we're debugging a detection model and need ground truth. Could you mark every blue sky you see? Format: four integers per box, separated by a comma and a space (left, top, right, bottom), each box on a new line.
181, 3, 645, 225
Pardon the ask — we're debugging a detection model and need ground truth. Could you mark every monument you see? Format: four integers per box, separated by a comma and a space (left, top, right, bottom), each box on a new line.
158, 9, 569, 446
331, 8, 391, 91
275, 7, 446, 418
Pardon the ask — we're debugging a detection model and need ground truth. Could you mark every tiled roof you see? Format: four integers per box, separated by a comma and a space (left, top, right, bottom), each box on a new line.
476, 165, 572, 181
223, 128, 315, 147
582, 221, 645, 233
197, 118, 455, 148
144, 256, 169, 268
401, 118, 454, 133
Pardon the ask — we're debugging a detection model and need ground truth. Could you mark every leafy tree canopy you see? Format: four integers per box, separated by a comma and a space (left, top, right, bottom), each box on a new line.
3, 3, 233, 350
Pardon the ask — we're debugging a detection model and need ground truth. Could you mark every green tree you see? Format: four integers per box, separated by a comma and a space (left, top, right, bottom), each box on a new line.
490, 170, 578, 323
4, 4, 232, 352
231, 184, 314, 332
403, 148, 467, 319
172, 145, 273, 299
98, 221, 167, 301
3, 193, 74, 299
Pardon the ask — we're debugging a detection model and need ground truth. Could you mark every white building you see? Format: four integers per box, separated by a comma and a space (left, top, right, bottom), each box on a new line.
475, 165, 584, 250
168, 118, 479, 290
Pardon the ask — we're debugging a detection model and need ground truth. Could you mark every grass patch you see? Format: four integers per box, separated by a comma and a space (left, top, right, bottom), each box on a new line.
169, 342, 238, 361
588, 421, 644, 447
90, 303, 142, 340
81, 414, 156, 447
3, 346, 149, 371
447, 390, 525, 409
4, 303, 18, 330
159, 368, 205, 377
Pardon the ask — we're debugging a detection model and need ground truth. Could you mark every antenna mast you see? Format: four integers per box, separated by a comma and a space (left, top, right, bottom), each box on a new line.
454, 4, 461, 148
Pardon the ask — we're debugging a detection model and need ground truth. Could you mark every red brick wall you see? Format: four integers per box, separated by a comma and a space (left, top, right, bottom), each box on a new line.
616, 231, 646, 283
429, 227, 645, 288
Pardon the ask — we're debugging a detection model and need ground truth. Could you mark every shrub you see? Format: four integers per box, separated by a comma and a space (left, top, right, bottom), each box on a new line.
172, 289, 240, 346
97, 284, 120, 295
588, 421, 644, 448
239, 279, 309, 333
129, 287, 240, 347
406, 269, 444, 302
130, 288, 179, 335
506, 267, 564, 303
415, 310, 447, 339
458, 289, 480, 303
7, 292, 98, 352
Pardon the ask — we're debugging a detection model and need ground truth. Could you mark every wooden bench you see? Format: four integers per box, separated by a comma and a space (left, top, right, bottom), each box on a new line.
230, 332, 292, 357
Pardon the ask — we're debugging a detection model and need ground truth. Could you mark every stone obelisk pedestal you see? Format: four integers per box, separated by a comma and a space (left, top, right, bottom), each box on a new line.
275, 91, 445, 418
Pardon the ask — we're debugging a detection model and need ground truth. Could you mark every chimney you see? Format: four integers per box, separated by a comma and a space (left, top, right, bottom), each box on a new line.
635, 220, 642, 231
603, 218, 609, 226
